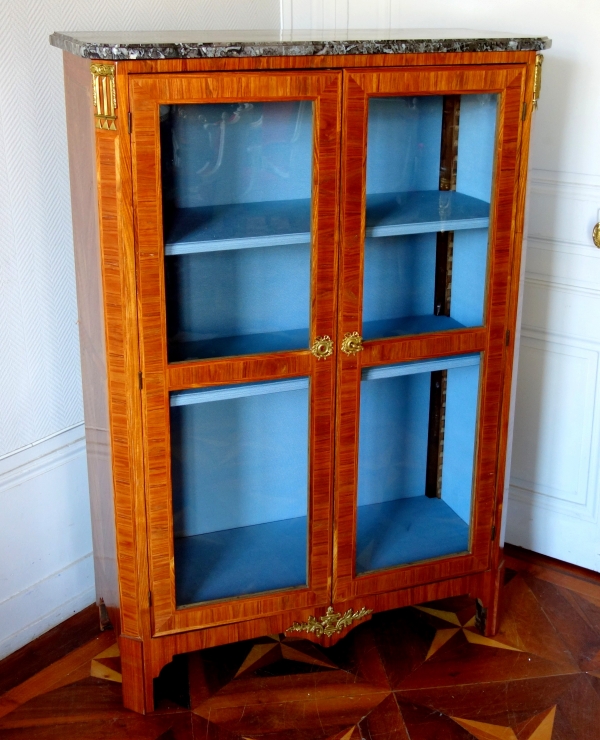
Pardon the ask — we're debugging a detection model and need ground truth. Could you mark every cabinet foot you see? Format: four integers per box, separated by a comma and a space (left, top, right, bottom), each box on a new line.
119, 637, 152, 714
474, 561, 505, 636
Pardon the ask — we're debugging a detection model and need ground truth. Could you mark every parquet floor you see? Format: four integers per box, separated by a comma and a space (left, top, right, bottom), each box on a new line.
2, 551, 600, 739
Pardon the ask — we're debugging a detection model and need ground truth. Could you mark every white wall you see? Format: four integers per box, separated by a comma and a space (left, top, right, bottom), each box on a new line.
0, 0, 279, 660
283, 0, 600, 568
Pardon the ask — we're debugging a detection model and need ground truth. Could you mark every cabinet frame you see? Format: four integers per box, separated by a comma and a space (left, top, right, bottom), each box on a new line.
335, 65, 527, 601
130, 70, 342, 636
62, 49, 538, 713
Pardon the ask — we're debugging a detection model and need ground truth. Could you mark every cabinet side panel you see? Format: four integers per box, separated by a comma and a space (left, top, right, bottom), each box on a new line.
63, 52, 119, 629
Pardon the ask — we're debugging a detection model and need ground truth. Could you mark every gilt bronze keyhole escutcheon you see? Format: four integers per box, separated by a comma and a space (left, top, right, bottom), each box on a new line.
341, 332, 363, 356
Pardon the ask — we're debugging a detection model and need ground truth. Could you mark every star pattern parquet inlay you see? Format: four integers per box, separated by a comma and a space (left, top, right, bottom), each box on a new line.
1, 558, 600, 739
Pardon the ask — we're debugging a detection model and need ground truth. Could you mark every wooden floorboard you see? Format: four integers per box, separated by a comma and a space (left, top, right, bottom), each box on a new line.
1, 551, 600, 738
0, 603, 99, 697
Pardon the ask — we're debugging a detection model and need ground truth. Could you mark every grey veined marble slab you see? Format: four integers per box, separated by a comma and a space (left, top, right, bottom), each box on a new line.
49, 29, 551, 60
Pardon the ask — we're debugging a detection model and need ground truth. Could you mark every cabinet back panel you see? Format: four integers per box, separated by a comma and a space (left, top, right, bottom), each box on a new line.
366, 96, 442, 194
363, 233, 437, 324
165, 242, 310, 360
456, 94, 498, 201
358, 372, 431, 506
442, 362, 481, 523
451, 228, 489, 327
170, 380, 309, 537
356, 355, 481, 572
160, 101, 313, 210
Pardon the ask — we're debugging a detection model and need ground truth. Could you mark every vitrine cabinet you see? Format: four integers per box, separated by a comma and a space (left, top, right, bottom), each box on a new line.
52, 29, 550, 713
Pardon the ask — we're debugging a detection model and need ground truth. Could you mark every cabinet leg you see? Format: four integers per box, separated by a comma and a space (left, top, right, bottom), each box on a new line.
475, 562, 505, 637
119, 636, 152, 714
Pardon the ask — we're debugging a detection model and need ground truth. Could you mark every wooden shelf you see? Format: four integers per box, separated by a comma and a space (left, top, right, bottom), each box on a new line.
174, 516, 307, 605
168, 327, 310, 363
164, 198, 311, 255
171, 376, 309, 407
365, 190, 490, 238
362, 353, 480, 381
362, 315, 466, 340
356, 497, 470, 574
164, 190, 490, 256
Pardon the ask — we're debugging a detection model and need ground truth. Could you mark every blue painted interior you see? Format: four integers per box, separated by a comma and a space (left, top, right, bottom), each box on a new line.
175, 515, 307, 605
161, 101, 313, 362
363, 94, 497, 341
451, 228, 489, 327
363, 232, 437, 331
171, 378, 310, 604
361, 354, 480, 382
171, 378, 309, 538
358, 371, 431, 506
456, 94, 498, 201
160, 101, 313, 210
365, 191, 490, 237
164, 199, 311, 255
366, 96, 443, 194
165, 241, 310, 362
357, 354, 481, 572
171, 377, 309, 406
356, 497, 470, 574
441, 362, 481, 522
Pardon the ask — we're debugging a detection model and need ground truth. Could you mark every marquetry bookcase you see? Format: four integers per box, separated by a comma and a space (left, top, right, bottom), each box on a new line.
53, 30, 548, 713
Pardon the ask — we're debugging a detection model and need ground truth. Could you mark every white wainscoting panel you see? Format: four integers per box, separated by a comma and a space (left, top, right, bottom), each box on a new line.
510, 333, 599, 517
0, 424, 93, 659
506, 169, 600, 568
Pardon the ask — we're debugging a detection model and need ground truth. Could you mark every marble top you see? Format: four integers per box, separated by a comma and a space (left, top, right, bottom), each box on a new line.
49, 29, 551, 61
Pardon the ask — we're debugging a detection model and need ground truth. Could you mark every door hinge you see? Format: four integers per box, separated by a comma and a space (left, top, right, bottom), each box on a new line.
148, 590, 152, 607
533, 54, 543, 109
491, 524, 497, 541
138, 371, 143, 390
128, 111, 132, 134
522, 101, 527, 121
505, 329, 511, 347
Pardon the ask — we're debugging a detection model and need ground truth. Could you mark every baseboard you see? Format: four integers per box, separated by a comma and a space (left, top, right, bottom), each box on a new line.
0, 602, 100, 697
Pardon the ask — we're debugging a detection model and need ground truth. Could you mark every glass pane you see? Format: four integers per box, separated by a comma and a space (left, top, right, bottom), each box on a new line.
363, 95, 497, 340
171, 378, 310, 605
161, 101, 313, 362
356, 354, 481, 574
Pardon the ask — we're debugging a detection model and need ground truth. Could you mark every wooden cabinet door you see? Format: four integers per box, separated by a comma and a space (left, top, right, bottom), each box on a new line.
130, 71, 341, 636
334, 65, 527, 604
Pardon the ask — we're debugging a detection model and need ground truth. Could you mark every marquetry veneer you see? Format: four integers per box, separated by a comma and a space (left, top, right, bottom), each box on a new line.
60, 40, 543, 713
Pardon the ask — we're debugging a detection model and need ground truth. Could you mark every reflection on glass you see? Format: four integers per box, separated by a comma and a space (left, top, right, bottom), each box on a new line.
171, 378, 310, 606
363, 95, 498, 340
161, 101, 313, 362
356, 354, 481, 574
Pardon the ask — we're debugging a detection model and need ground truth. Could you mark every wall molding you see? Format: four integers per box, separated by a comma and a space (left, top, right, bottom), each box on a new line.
0, 553, 95, 661
529, 168, 600, 193
524, 273, 600, 299
509, 329, 600, 524
0, 424, 85, 495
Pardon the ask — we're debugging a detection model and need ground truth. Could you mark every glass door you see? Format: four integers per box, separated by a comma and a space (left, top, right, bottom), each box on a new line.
335, 65, 527, 603
131, 71, 341, 634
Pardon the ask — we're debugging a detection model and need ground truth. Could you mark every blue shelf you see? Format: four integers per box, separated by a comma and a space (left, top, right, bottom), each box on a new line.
356, 497, 470, 574
366, 190, 490, 238
362, 315, 465, 341
168, 327, 309, 363
163, 190, 490, 256
164, 198, 312, 255
174, 515, 307, 606
362, 353, 480, 382
171, 376, 309, 407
